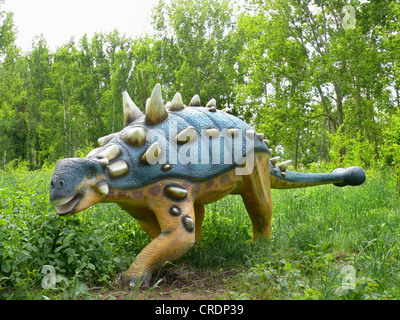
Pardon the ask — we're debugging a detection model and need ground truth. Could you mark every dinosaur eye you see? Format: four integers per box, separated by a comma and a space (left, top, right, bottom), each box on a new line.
86, 171, 95, 179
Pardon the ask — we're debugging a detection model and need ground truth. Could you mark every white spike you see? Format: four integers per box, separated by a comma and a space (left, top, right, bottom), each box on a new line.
122, 127, 147, 146
97, 145, 121, 161
169, 92, 184, 111
205, 128, 219, 138
222, 108, 233, 114
108, 160, 129, 178
278, 160, 292, 172
256, 133, 265, 140
94, 182, 109, 195
145, 84, 168, 125
206, 98, 216, 108
176, 126, 197, 144
141, 142, 162, 164
123, 91, 144, 127
270, 156, 281, 165
97, 158, 109, 169
87, 147, 101, 158
227, 128, 240, 138
98, 133, 116, 147
189, 94, 201, 107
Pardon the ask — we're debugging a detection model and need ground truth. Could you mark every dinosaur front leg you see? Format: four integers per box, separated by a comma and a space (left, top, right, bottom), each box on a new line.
117, 188, 196, 287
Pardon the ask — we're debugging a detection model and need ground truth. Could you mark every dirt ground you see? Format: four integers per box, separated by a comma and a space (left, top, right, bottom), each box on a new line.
97, 265, 240, 300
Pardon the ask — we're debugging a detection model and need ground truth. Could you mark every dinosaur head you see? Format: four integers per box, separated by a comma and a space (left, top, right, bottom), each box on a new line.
49, 157, 109, 217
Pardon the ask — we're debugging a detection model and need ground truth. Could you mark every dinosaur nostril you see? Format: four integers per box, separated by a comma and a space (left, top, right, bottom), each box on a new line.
50, 180, 55, 189
58, 180, 65, 189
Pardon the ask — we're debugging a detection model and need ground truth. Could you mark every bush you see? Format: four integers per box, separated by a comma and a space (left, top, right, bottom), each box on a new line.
0, 171, 139, 296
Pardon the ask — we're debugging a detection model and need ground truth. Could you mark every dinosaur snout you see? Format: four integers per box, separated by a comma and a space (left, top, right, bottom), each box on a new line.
49, 157, 109, 216
50, 178, 65, 193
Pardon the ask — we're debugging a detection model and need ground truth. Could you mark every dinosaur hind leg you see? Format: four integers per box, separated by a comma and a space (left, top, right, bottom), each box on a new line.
240, 153, 273, 241
194, 202, 205, 244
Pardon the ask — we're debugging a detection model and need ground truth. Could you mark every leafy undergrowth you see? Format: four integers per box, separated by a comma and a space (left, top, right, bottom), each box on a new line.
1, 169, 400, 300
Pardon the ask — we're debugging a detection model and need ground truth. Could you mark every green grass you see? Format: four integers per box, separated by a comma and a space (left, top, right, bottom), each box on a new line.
1, 168, 400, 299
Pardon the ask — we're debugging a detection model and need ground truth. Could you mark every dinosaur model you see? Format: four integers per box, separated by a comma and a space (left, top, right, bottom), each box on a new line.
49, 84, 366, 286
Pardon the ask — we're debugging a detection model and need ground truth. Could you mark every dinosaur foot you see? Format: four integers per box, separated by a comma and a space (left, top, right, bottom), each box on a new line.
115, 273, 151, 288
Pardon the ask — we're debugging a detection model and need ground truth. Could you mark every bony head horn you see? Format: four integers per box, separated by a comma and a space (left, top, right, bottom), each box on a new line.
123, 91, 144, 127
145, 84, 168, 125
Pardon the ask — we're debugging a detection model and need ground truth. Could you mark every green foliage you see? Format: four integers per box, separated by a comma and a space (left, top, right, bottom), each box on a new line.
1, 166, 400, 299
226, 171, 400, 300
0, 0, 399, 171
0, 169, 147, 298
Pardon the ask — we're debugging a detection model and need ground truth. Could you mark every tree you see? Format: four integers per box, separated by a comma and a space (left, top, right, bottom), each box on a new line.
236, 0, 392, 167
151, 0, 240, 107
26, 35, 53, 166
0, 1, 27, 165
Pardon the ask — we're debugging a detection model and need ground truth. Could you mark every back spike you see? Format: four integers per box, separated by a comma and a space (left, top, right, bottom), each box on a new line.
169, 92, 184, 111
206, 98, 216, 108
145, 84, 168, 125
189, 94, 201, 107
270, 156, 281, 165
278, 160, 292, 172
123, 91, 144, 127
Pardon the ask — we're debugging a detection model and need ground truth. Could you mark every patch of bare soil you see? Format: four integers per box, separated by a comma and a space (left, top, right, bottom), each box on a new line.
98, 265, 239, 300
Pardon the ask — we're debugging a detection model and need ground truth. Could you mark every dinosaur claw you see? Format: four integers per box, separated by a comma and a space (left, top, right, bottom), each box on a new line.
115, 273, 150, 288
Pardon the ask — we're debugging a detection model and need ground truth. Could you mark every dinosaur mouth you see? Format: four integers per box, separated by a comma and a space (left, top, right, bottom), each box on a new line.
55, 193, 83, 216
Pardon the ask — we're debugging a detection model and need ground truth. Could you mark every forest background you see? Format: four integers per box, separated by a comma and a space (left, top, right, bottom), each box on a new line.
0, 0, 399, 176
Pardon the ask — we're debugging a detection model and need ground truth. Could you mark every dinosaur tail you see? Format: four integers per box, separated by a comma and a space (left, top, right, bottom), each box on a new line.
269, 161, 366, 189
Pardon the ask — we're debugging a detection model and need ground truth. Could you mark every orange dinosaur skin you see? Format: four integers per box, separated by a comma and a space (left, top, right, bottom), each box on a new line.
105, 152, 272, 285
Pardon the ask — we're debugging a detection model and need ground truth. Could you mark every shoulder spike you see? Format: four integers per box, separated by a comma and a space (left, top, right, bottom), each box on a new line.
123, 91, 144, 127
108, 160, 129, 178
169, 92, 184, 111
145, 84, 168, 125
189, 94, 201, 107
122, 127, 147, 146
87, 147, 101, 158
97, 145, 121, 161
238, 115, 245, 121
98, 133, 116, 147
